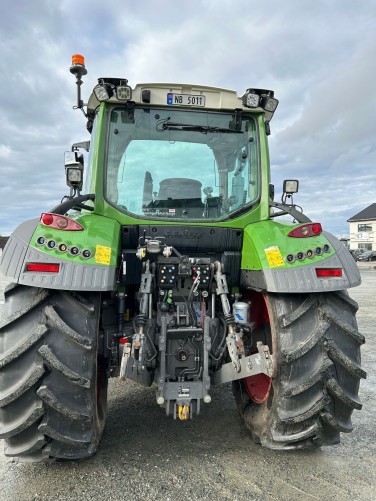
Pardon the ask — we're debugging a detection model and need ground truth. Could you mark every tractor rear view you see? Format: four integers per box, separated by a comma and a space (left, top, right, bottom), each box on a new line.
0, 55, 365, 462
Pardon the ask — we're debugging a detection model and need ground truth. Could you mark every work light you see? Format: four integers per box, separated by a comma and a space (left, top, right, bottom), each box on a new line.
93, 82, 113, 101
283, 179, 299, 194
116, 83, 132, 100
261, 95, 279, 122
65, 160, 83, 190
262, 96, 279, 112
242, 91, 261, 108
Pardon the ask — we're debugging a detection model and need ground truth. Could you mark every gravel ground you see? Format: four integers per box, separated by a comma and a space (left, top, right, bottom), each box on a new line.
0, 262, 375, 501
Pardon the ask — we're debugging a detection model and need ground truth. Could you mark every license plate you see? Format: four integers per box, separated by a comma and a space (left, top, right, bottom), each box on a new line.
167, 93, 206, 107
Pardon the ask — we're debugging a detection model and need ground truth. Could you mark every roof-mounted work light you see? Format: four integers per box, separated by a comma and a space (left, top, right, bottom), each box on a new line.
242, 88, 279, 125
262, 95, 279, 113
261, 95, 279, 122
242, 91, 261, 108
93, 78, 132, 102
94, 80, 114, 101
116, 80, 132, 100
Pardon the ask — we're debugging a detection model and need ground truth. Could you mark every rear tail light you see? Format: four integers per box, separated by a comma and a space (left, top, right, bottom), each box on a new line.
316, 268, 342, 278
26, 263, 60, 273
40, 213, 83, 231
288, 223, 322, 238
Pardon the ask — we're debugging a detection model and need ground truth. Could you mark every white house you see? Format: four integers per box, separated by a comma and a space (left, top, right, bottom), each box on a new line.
347, 203, 376, 252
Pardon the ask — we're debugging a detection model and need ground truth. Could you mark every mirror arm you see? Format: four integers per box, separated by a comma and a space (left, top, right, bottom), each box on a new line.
270, 201, 311, 223
51, 194, 95, 215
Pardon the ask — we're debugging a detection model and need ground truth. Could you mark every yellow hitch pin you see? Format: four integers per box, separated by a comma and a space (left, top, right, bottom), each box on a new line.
178, 405, 190, 421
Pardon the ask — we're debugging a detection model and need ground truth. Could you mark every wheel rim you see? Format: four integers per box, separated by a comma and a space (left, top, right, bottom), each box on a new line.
243, 373, 272, 404
242, 292, 272, 404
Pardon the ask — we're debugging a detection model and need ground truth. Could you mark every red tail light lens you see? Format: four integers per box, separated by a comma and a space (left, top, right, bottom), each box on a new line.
288, 223, 322, 238
316, 268, 342, 278
26, 263, 60, 273
40, 213, 83, 231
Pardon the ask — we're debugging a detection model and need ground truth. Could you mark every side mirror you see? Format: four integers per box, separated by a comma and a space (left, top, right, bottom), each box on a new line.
65, 151, 84, 193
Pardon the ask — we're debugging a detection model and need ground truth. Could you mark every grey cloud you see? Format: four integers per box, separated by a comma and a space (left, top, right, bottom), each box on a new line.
0, 0, 375, 236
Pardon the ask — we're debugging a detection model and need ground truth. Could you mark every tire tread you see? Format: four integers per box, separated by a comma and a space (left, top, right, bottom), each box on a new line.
0, 284, 107, 462
233, 290, 366, 449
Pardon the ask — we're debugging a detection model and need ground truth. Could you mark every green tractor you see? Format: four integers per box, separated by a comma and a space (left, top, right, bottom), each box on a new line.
0, 55, 366, 462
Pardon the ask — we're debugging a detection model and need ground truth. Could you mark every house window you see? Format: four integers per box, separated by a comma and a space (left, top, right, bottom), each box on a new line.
358, 224, 372, 232
358, 243, 372, 251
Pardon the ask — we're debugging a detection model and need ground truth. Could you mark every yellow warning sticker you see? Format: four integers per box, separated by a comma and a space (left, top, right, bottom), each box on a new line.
95, 245, 111, 265
264, 246, 285, 268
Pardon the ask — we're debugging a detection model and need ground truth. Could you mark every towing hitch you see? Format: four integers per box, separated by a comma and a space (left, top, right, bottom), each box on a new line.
211, 341, 274, 385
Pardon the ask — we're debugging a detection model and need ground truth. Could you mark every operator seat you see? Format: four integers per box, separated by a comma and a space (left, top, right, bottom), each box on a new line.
155, 178, 204, 208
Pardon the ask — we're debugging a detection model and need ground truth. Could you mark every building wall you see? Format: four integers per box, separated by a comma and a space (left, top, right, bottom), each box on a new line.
349, 220, 375, 251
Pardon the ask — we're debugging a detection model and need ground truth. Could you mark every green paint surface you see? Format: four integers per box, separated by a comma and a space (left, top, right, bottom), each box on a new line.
241, 220, 334, 270
30, 214, 120, 267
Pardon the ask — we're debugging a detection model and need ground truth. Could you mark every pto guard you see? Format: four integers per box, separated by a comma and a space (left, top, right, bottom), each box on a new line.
240, 221, 361, 293
0, 215, 120, 291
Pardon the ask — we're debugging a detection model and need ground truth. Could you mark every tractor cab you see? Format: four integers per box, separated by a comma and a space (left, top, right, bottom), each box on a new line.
67, 54, 279, 225
102, 104, 259, 221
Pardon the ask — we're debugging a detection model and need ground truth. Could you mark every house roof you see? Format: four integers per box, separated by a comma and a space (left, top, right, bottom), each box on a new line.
348, 203, 376, 222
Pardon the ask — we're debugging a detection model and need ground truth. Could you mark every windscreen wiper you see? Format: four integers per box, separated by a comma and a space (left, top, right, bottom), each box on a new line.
157, 121, 243, 134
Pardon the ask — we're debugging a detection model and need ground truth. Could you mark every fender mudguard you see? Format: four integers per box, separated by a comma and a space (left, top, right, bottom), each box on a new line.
1, 215, 120, 291
240, 221, 360, 293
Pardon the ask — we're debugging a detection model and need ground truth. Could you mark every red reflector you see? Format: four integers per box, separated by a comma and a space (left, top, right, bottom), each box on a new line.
288, 223, 323, 238
119, 337, 129, 345
316, 268, 342, 278
26, 263, 60, 273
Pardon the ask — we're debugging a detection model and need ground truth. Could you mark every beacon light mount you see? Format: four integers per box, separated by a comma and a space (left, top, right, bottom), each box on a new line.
70, 54, 88, 114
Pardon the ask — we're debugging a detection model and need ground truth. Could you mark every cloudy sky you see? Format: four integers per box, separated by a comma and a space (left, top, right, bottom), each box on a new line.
0, 0, 375, 237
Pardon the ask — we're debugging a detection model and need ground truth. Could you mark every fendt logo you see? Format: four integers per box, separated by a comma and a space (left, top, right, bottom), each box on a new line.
164, 230, 202, 240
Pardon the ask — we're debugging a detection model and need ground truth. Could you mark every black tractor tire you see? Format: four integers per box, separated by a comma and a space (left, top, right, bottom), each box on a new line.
233, 291, 366, 449
0, 283, 108, 462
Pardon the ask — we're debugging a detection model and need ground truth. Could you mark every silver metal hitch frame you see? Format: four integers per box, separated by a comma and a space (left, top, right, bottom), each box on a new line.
211, 341, 274, 385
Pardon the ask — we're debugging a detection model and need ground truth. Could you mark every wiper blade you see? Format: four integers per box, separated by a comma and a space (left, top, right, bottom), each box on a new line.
157, 122, 243, 134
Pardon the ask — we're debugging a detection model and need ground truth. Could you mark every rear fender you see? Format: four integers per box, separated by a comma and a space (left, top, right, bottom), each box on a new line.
1, 215, 120, 291
240, 221, 360, 293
